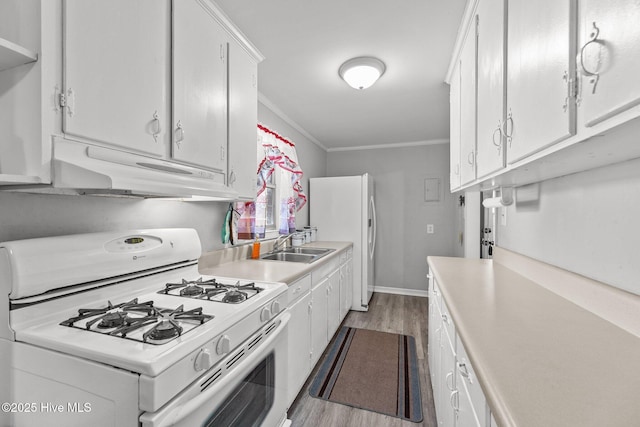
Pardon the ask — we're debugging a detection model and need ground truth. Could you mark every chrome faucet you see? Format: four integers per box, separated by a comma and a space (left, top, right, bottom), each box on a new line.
270, 234, 293, 253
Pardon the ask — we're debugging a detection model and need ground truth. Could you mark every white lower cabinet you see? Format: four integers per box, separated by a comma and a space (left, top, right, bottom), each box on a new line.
285, 248, 353, 407
326, 269, 340, 339
339, 250, 353, 320
286, 274, 312, 407
429, 274, 493, 427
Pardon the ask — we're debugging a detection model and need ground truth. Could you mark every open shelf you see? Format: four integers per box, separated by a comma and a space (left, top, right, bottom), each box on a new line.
0, 37, 38, 72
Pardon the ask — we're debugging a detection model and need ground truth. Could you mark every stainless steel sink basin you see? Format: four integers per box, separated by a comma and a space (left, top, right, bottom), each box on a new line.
259, 247, 335, 263
281, 247, 334, 256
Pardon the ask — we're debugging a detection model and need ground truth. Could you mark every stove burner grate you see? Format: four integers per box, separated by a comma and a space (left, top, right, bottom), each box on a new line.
60, 300, 213, 345
222, 290, 247, 304
159, 278, 263, 303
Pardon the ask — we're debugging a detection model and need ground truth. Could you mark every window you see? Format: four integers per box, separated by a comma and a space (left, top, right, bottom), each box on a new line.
237, 124, 307, 240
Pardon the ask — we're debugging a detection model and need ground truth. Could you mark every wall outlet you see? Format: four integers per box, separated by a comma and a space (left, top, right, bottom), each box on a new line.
427, 224, 435, 234
500, 207, 507, 226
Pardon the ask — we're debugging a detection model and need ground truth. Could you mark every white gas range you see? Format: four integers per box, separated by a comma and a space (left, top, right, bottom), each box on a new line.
0, 229, 290, 427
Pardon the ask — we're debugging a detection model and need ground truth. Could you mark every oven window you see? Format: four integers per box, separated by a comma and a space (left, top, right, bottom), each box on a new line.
203, 352, 275, 427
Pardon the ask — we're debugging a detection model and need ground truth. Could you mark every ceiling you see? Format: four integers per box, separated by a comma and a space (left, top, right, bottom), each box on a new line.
215, 0, 468, 150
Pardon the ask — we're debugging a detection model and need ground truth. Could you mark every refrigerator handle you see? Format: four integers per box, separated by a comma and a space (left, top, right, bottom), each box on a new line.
369, 196, 377, 260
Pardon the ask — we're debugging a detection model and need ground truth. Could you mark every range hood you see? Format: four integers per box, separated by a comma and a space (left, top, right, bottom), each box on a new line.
46, 137, 239, 199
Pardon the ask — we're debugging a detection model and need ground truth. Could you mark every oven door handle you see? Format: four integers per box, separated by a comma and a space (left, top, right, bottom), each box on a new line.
153, 312, 290, 427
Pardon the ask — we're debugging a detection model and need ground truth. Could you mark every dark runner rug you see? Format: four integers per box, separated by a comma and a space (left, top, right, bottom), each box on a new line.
309, 326, 423, 422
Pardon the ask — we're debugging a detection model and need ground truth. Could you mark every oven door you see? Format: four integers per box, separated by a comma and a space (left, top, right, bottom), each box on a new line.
140, 312, 290, 427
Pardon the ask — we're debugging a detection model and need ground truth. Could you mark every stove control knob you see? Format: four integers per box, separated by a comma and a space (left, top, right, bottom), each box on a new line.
194, 349, 212, 371
216, 335, 231, 355
260, 306, 272, 322
271, 300, 281, 314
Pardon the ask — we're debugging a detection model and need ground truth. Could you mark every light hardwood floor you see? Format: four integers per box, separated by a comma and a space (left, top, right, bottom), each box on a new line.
288, 292, 437, 427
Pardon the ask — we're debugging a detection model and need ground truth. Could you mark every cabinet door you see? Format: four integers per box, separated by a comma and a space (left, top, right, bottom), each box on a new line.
63, 0, 169, 157
228, 38, 258, 199
459, 23, 477, 186
457, 376, 482, 427
439, 329, 457, 427
476, 0, 506, 179
310, 278, 329, 366
286, 292, 311, 406
506, 0, 576, 163
172, 0, 227, 171
456, 334, 487, 426
449, 62, 462, 191
578, 0, 640, 127
327, 269, 341, 339
428, 291, 443, 423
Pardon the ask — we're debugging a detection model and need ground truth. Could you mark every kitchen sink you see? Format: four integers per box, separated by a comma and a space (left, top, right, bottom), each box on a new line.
259, 247, 335, 263
281, 247, 334, 256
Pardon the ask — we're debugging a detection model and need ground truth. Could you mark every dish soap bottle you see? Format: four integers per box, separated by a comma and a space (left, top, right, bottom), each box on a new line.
251, 237, 261, 259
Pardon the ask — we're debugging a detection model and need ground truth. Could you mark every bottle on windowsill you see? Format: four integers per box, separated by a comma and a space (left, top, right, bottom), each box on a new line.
251, 237, 261, 259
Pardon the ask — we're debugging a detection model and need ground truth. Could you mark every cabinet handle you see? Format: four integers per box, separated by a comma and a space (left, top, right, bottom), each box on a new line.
450, 389, 459, 412
577, 22, 601, 94
467, 151, 475, 165
458, 362, 472, 383
152, 111, 161, 142
446, 371, 455, 391
228, 170, 236, 185
175, 120, 185, 147
442, 313, 449, 324
504, 110, 514, 147
492, 121, 503, 154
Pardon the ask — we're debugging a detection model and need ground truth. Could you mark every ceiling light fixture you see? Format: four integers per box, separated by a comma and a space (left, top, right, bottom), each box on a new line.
338, 57, 386, 90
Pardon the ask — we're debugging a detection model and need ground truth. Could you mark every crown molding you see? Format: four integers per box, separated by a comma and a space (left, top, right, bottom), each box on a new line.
326, 138, 449, 153
258, 93, 328, 151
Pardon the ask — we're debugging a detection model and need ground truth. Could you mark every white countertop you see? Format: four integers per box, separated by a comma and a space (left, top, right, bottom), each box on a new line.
199, 241, 352, 284
427, 253, 640, 427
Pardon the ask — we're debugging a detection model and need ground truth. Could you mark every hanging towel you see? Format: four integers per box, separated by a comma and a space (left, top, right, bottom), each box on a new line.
221, 203, 232, 244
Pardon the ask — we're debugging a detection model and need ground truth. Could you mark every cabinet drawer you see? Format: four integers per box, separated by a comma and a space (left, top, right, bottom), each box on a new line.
311, 258, 339, 287
287, 274, 311, 305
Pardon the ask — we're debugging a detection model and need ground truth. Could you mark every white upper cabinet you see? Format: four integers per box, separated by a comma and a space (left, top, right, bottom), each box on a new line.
577, 0, 640, 128
62, 0, 170, 157
0, 0, 60, 185
227, 37, 259, 200
449, 62, 462, 191
506, 0, 576, 164
459, 23, 477, 186
475, 0, 506, 179
172, 0, 228, 172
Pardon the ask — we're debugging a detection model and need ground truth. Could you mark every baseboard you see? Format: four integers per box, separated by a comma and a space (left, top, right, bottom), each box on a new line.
374, 286, 429, 298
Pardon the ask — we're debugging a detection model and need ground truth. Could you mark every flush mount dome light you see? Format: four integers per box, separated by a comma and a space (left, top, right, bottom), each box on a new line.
338, 57, 386, 90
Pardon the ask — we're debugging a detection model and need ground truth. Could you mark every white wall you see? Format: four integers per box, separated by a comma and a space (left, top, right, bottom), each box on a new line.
0, 102, 327, 252
327, 143, 457, 292
497, 157, 640, 296
0, 192, 229, 251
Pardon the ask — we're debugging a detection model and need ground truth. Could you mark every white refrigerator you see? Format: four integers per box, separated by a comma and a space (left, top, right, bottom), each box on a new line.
310, 173, 376, 311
